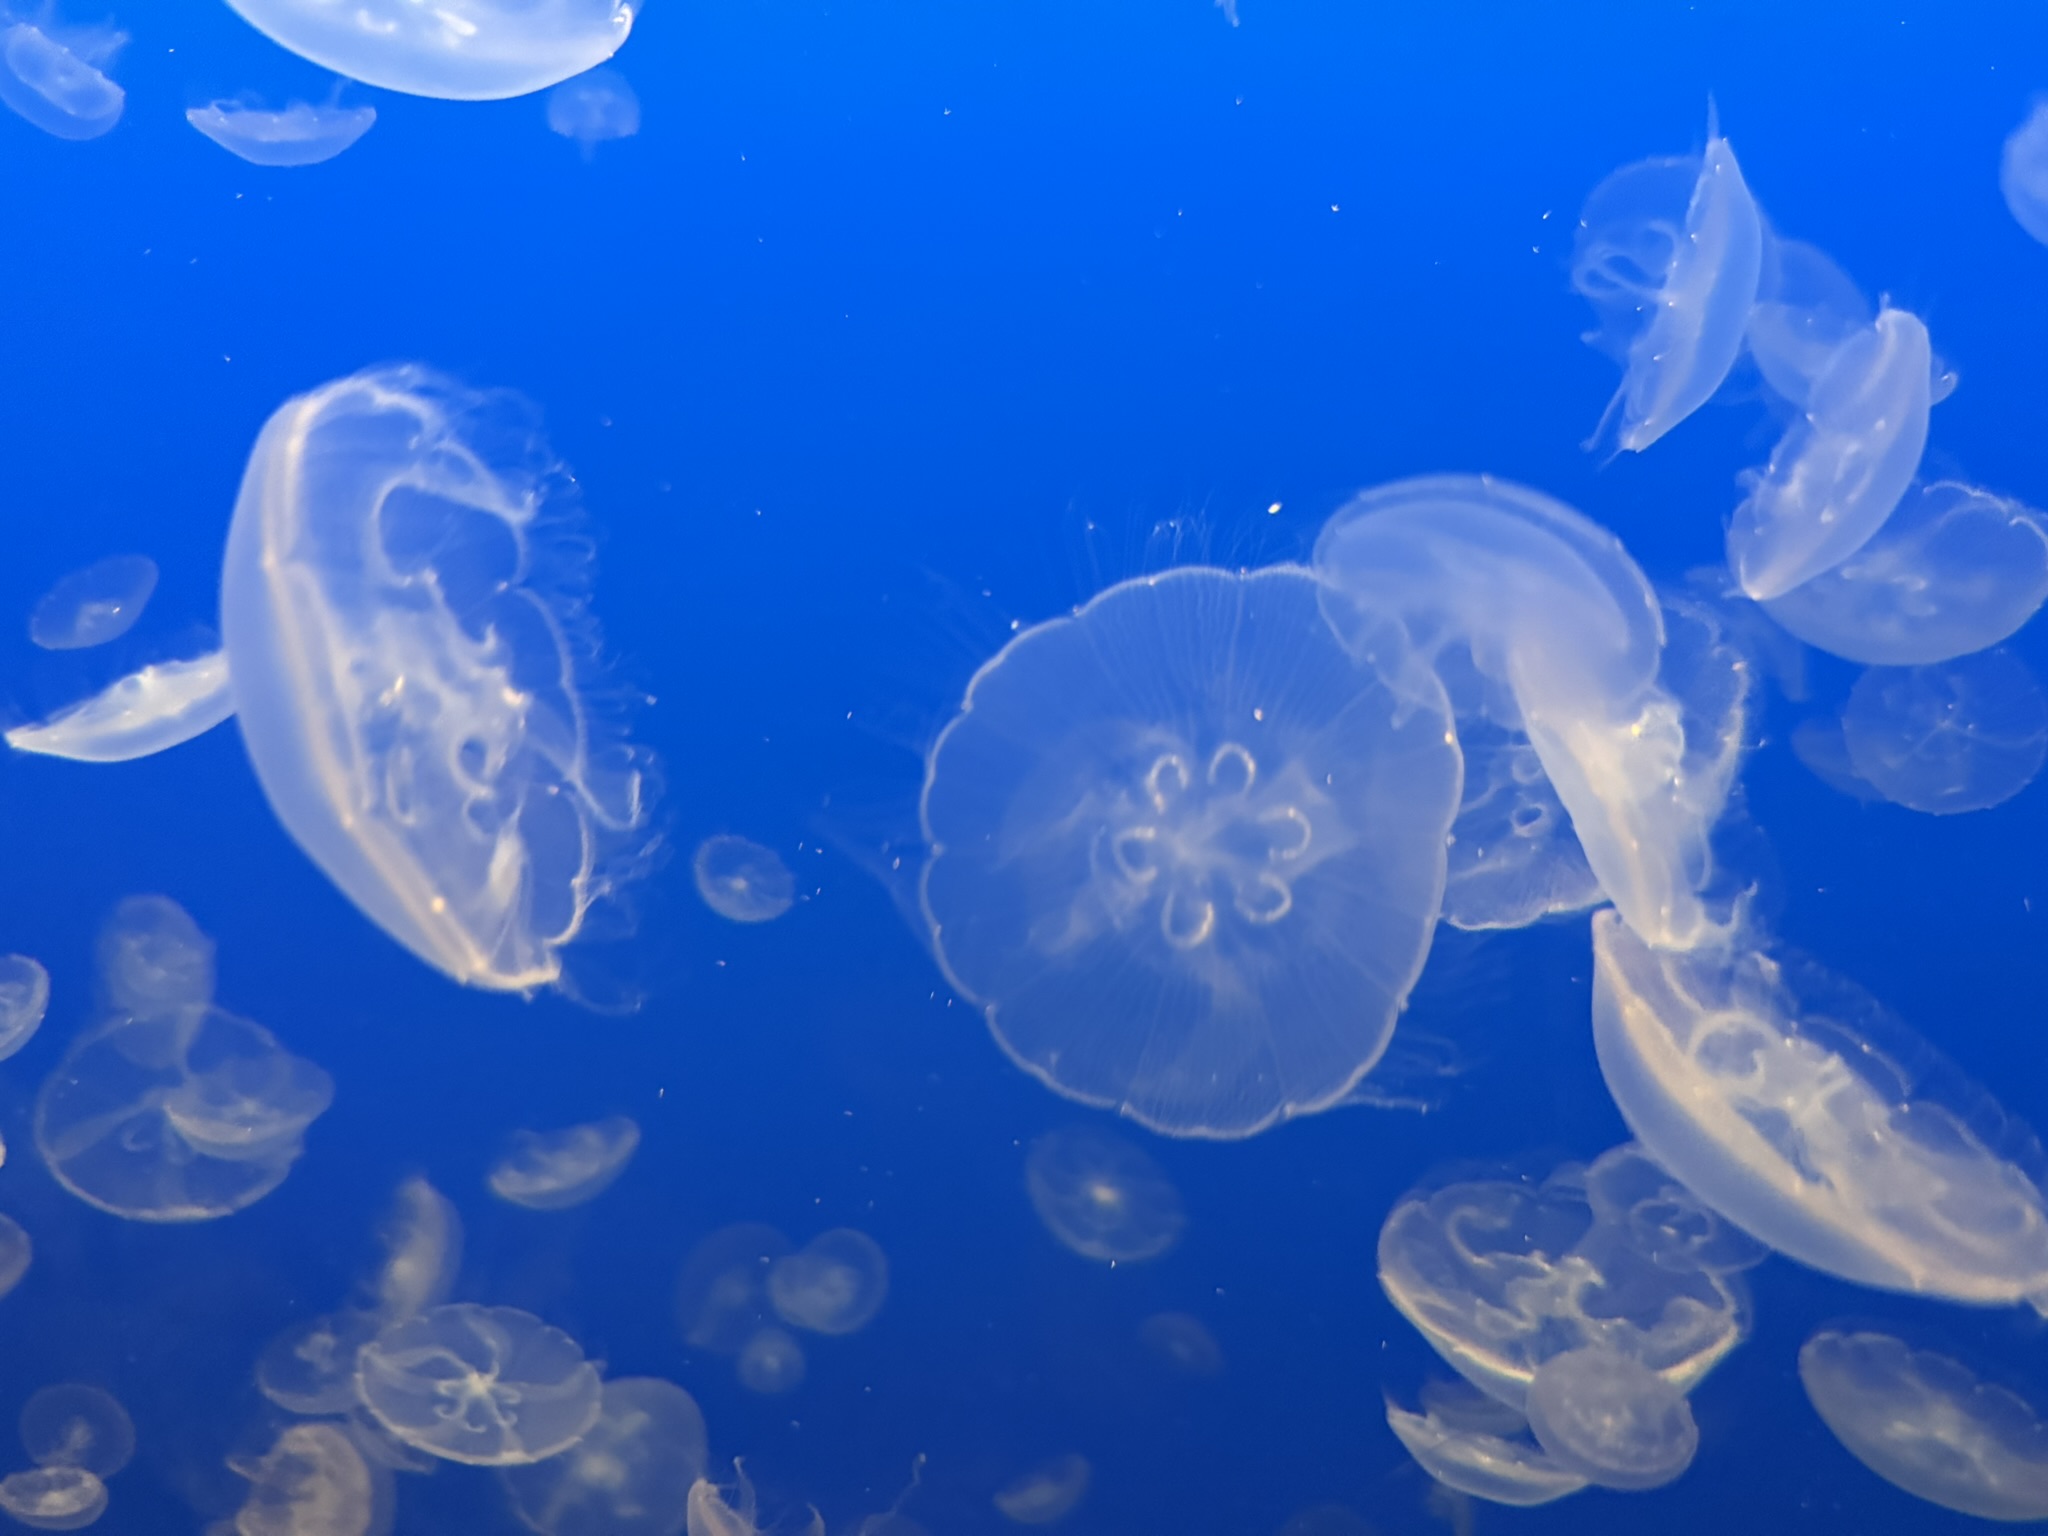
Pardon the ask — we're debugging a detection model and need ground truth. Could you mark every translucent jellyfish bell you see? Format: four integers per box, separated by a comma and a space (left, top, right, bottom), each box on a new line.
354, 1303, 602, 1466
1384, 1381, 1588, 1508
1592, 910, 2048, 1306
2002, 100, 2048, 248
546, 67, 638, 159
219, 0, 631, 101
1523, 1347, 1699, 1492
1799, 1330, 2048, 1521
674, 1224, 790, 1354
499, 1376, 707, 1536
219, 366, 654, 994
766, 1229, 889, 1335
733, 1327, 805, 1395
229, 1420, 387, 1536
257, 1312, 381, 1416
0, 1466, 106, 1531
1440, 721, 1600, 931
20, 1386, 134, 1477
95, 895, 216, 1018
186, 97, 375, 167
0, 17, 122, 141
367, 1177, 463, 1322
920, 564, 1460, 1138
0, 955, 50, 1061
488, 1116, 640, 1210
991, 1455, 1091, 1526
1580, 1143, 1766, 1275
1840, 650, 2048, 815
1137, 1312, 1223, 1377
6, 651, 237, 764
1025, 1125, 1185, 1263
692, 837, 796, 924
1570, 111, 1763, 453
1745, 235, 1872, 408
29, 556, 155, 650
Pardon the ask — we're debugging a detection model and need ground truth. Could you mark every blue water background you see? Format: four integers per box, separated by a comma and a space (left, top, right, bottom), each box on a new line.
2, 1, 2048, 1530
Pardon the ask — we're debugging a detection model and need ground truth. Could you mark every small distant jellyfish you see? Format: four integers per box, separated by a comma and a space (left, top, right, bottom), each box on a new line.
488, 1116, 640, 1210
28, 555, 155, 650
186, 97, 375, 167
0, 1214, 31, 1302
20, 1387, 134, 1479
6, 652, 238, 764
0, 16, 123, 141
1137, 1312, 1223, 1378
0, 1466, 107, 1531
734, 1327, 806, 1396
2003, 100, 2048, 248
229, 1421, 386, 1536
0, 956, 49, 1061
500, 1376, 708, 1536
1839, 650, 2048, 814
767, 1228, 889, 1336
1025, 1126, 1185, 1264
546, 67, 638, 159
991, 1454, 1090, 1526
95, 895, 215, 1019
692, 837, 796, 924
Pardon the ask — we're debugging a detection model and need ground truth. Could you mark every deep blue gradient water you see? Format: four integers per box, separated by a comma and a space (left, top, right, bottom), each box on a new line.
5, 2, 2048, 1531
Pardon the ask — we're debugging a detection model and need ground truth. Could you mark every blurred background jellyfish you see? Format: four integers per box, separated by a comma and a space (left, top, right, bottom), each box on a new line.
920, 564, 1460, 1138
767, 1228, 889, 1335
1386, 1380, 1588, 1508
0, 1465, 106, 1530
28, 555, 155, 650
1799, 1330, 2048, 1521
219, 366, 656, 995
19, 1387, 133, 1479
499, 1376, 707, 1536
692, 836, 796, 923
0, 1215, 31, 1302
227, 1421, 387, 1536
686, 1463, 818, 1536
546, 67, 640, 160
218, 0, 632, 101
734, 1326, 806, 1395
2002, 99, 2048, 248
6, 651, 236, 764
256, 1313, 382, 1417
368, 1176, 463, 1322
186, 96, 376, 167
1570, 110, 1762, 453
1024, 1125, 1185, 1263
0, 11, 122, 141
1838, 650, 2048, 814
1439, 722, 1601, 931
991, 1454, 1090, 1526
95, 895, 214, 1019
1522, 1346, 1699, 1491
0, 954, 49, 1061
1137, 1311, 1222, 1377
674, 1224, 790, 1354
487, 1116, 641, 1210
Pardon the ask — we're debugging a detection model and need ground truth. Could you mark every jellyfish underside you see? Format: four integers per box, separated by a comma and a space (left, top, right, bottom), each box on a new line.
187, 99, 376, 167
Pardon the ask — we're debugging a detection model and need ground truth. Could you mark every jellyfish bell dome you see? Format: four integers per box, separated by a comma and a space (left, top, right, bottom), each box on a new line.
919, 562, 1460, 1139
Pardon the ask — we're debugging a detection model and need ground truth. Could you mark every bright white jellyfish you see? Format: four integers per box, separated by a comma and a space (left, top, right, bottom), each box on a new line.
1385, 1379, 1587, 1508
1025, 1124, 1185, 1263
1760, 481, 2048, 666
20, 1386, 134, 1477
218, 0, 630, 101
7, 651, 236, 764
499, 1377, 706, 1536
1839, 649, 2048, 815
95, 894, 215, 1018
1314, 475, 1739, 953
186, 97, 376, 167
0, 954, 49, 1061
355, 1303, 602, 1466
546, 66, 638, 159
0, 15, 122, 141
1799, 1330, 2048, 1521
1523, 1346, 1698, 1491
0, 1466, 106, 1531
488, 1116, 640, 1210
992, 1455, 1090, 1526
1591, 909, 2048, 1307
229, 1420, 388, 1536
2002, 100, 2048, 248
692, 836, 795, 923
767, 1228, 889, 1335
29, 555, 155, 650
219, 366, 654, 994
920, 564, 1460, 1138
1570, 108, 1762, 453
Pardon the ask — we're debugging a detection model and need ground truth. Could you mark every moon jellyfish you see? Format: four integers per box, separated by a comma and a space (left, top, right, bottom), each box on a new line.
34, 1005, 332, 1221
229, 1421, 387, 1536
0, 1467, 105, 1531
1580, 1143, 1766, 1275
1523, 1347, 1698, 1491
219, 366, 655, 993
733, 1327, 805, 1396
1591, 909, 2048, 1306
19, 1388, 132, 1478
0, 1215, 31, 1302
1315, 476, 1735, 952
28, 556, 155, 650
7, 652, 236, 764
1440, 722, 1600, 931
96, 895, 215, 1019
1839, 650, 2048, 815
0, 956, 49, 1061
991, 1455, 1090, 1526
1799, 1329, 2048, 1521
2003, 101, 2048, 248
218, 0, 630, 101
1385, 1381, 1587, 1508
369, 1177, 462, 1322
1025, 1126, 1185, 1264
1137, 1312, 1223, 1377
1571, 111, 1763, 452
1745, 235, 1871, 407
355, 1303, 602, 1467
692, 837, 795, 924
686, 1464, 821, 1536
500, 1377, 706, 1536
488, 1116, 640, 1210
922, 563, 1459, 1137
0, 17, 122, 141
546, 67, 638, 159
186, 98, 375, 167
258, 1313, 381, 1416
674, 1225, 790, 1354
766, 1229, 888, 1336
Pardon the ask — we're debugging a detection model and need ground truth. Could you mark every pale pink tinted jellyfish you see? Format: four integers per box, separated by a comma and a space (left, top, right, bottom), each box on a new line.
0, 14, 123, 141
2002, 100, 2048, 248
919, 564, 1460, 1138
186, 97, 376, 167
1571, 109, 1763, 453
219, 366, 655, 994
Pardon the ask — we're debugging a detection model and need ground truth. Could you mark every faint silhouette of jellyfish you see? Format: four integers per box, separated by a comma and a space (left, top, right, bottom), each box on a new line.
1440, 722, 1600, 931
28, 556, 155, 650
0, 1466, 106, 1530
734, 1327, 805, 1396
546, 67, 638, 159
1275, 1507, 1376, 1536
844, 1456, 926, 1536
1744, 236, 1872, 408
6, 651, 237, 763
1592, 909, 2048, 1307
675, 1224, 791, 1354
0, 1215, 31, 1302
488, 1116, 640, 1210
1385, 1379, 1587, 1507
2003, 100, 2048, 248
355, 1303, 602, 1466
1839, 650, 2048, 814
0, 955, 49, 1061
767, 1229, 888, 1336
1799, 1329, 2048, 1520
257, 1313, 381, 1416
0, 14, 122, 141
228, 1420, 388, 1536
922, 564, 1460, 1138
367, 1177, 463, 1322
19, 1387, 132, 1478
186, 96, 375, 166
35, 1005, 332, 1221
1790, 714, 1883, 803
692, 837, 796, 924
95, 896, 215, 1019
1523, 1347, 1698, 1491
1025, 1126, 1185, 1264
1571, 109, 1762, 453
686, 1462, 822, 1536
500, 1376, 707, 1536
218, 0, 631, 101
219, 366, 656, 994
1137, 1312, 1222, 1377
1760, 482, 2048, 666
1215, 0, 1239, 25
991, 1454, 1089, 1526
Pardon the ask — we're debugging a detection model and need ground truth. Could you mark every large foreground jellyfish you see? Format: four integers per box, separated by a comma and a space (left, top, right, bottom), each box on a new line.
1571, 111, 1762, 452
219, 0, 631, 101
1839, 650, 2048, 815
219, 366, 654, 994
0, 14, 122, 141
6, 652, 236, 763
1314, 475, 1740, 952
920, 563, 1460, 1138
186, 97, 376, 167
1591, 911, 2048, 1306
